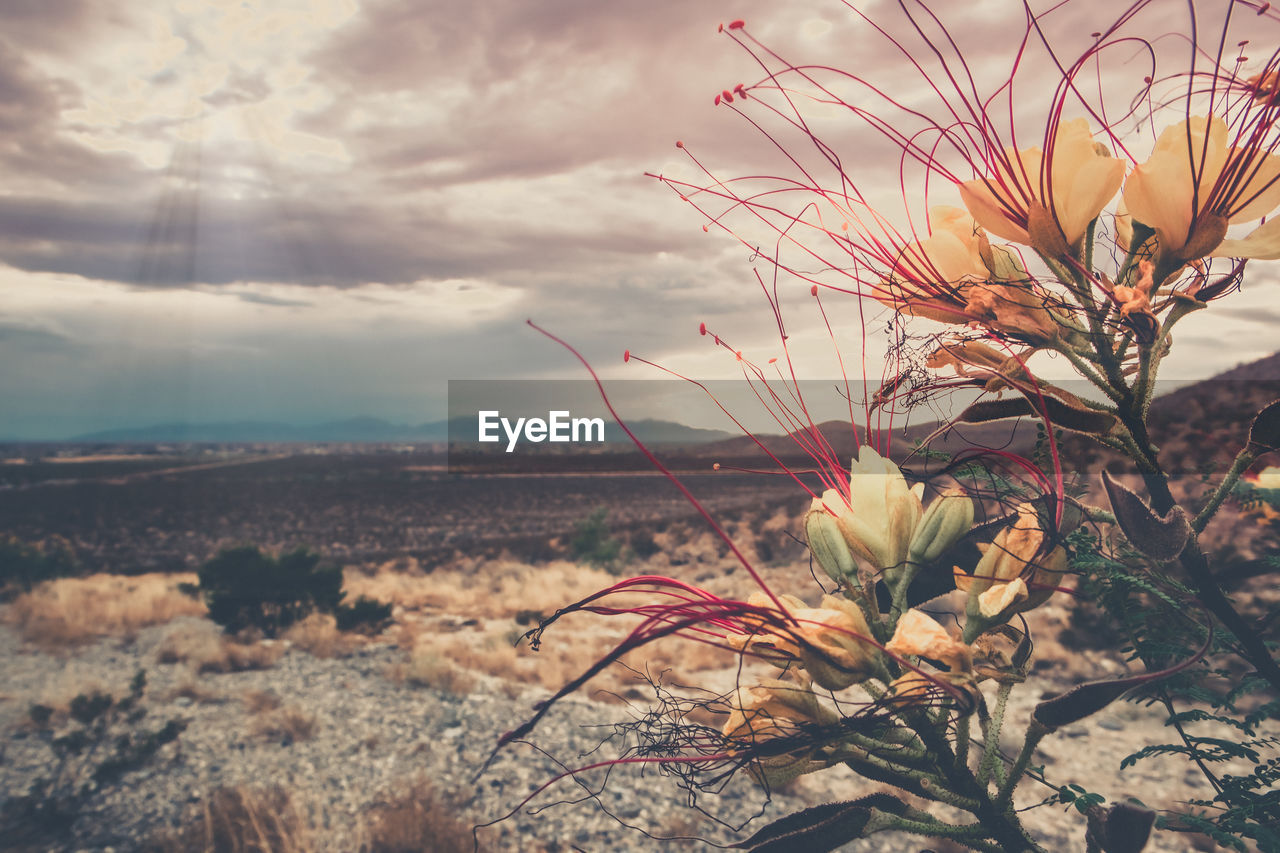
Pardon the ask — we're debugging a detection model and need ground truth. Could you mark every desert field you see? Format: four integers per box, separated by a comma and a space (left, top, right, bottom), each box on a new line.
0, 431, 1276, 852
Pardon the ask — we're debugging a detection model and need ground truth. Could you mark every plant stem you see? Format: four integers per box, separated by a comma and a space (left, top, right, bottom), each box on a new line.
1192, 446, 1256, 533
978, 683, 1013, 788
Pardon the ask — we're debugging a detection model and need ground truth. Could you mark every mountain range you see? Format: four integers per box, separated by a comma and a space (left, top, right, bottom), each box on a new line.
66, 416, 735, 446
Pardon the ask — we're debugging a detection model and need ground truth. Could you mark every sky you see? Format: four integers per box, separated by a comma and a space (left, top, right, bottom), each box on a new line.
4, 0, 1280, 439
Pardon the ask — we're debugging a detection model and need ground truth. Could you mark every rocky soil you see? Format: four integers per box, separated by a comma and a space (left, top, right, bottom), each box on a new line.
0, 599, 1260, 853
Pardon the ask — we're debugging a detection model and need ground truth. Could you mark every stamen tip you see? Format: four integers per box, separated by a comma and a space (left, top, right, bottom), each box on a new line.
728, 19, 745, 29
699, 322, 707, 336
623, 349, 631, 363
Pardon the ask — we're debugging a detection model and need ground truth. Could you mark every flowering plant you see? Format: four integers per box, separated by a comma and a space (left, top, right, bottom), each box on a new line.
487, 2, 1280, 850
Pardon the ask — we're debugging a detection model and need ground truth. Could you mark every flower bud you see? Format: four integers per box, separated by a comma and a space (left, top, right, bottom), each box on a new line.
908, 488, 974, 565
805, 505, 857, 582
811, 447, 924, 572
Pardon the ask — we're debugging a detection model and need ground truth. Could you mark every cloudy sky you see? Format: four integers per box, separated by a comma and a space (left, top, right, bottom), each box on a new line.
4, 0, 1278, 439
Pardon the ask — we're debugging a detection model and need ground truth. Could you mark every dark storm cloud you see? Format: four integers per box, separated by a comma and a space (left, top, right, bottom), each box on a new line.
305, 0, 795, 184
235, 291, 313, 308
0, 184, 712, 287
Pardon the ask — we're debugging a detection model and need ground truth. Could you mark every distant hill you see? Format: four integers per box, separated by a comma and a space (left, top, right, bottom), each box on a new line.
69, 416, 734, 446
71, 418, 441, 444
691, 350, 1280, 470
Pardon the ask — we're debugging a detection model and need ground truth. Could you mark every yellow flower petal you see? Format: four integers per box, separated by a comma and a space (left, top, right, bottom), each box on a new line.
1210, 216, 1280, 260
977, 578, 1028, 619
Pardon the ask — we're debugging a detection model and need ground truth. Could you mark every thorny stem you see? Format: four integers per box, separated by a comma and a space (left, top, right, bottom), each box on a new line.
1192, 446, 1257, 533
997, 720, 1051, 809
953, 709, 972, 772
1051, 339, 1125, 403
1113, 358, 1280, 695
910, 715, 1046, 852
878, 812, 1004, 850
978, 682, 1013, 788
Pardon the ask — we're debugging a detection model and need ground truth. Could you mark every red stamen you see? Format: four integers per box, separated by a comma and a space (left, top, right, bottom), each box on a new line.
728, 19, 745, 30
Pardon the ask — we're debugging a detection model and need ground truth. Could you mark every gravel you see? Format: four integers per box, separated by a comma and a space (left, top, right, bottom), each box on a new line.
0, 615, 1254, 852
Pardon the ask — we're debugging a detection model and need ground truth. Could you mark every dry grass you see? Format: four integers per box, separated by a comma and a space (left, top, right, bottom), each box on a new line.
354, 558, 740, 701
343, 559, 617, 620
156, 621, 283, 673
167, 679, 223, 705
364, 776, 473, 853
4, 572, 205, 648
282, 612, 348, 658
145, 785, 314, 853
21, 672, 113, 729
249, 705, 316, 743
388, 648, 477, 695
391, 618, 734, 704
241, 688, 283, 714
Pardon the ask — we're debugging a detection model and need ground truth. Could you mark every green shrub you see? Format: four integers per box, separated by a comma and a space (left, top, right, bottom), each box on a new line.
0, 534, 78, 595
628, 528, 661, 560
334, 595, 393, 634
198, 546, 342, 636
570, 508, 621, 569
4, 670, 185, 848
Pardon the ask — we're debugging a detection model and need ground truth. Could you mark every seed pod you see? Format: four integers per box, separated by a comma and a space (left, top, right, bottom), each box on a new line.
1249, 399, 1280, 453
733, 794, 908, 853
1086, 801, 1156, 853
1101, 471, 1191, 560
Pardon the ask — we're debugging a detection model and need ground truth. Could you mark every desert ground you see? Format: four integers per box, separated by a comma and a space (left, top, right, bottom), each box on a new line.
1, 420, 1276, 851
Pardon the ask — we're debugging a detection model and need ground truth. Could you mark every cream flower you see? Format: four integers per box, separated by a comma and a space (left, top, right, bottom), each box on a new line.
810, 446, 924, 572
887, 206, 990, 324
886, 609, 972, 671
881, 208, 1060, 343
721, 678, 839, 784
1124, 115, 1280, 263
729, 593, 879, 691
954, 504, 1066, 625
958, 117, 1124, 255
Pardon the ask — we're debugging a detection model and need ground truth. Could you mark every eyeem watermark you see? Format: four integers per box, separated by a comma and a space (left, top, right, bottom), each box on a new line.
478, 410, 605, 452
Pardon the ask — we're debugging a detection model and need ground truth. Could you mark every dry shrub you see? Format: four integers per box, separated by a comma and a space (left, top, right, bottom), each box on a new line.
282, 612, 347, 659
167, 680, 222, 705
388, 648, 476, 696
147, 785, 313, 853
156, 621, 283, 673
343, 560, 615, 620
241, 688, 282, 714
249, 705, 316, 742
22, 673, 113, 729
364, 776, 472, 853
390, 617, 733, 706
4, 572, 205, 647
